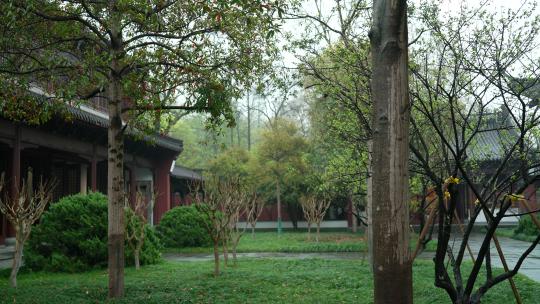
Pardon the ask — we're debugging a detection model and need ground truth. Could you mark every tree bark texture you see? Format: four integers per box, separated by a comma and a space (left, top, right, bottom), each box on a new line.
9, 233, 23, 288
369, 0, 413, 303
107, 70, 125, 299
223, 238, 229, 267
366, 140, 373, 267
213, 241, 220, 277
134, 250, 140, 270
107, 3, 125, 297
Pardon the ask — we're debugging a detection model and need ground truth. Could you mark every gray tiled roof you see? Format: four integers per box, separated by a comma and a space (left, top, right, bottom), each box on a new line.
467, 113, 518, 161
171, 165, 203, 180
65, 105, 183, 153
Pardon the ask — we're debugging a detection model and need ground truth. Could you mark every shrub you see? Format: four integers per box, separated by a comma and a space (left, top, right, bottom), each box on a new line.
25, 192, 161, 272
514, 214, 540, 238
156, 205, 211, 247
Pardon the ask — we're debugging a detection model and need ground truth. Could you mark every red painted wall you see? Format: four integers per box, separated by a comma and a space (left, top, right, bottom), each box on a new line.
153, 157, 174, 225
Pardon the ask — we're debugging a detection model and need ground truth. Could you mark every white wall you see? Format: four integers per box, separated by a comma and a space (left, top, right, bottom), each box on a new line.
237, 220, 348, 229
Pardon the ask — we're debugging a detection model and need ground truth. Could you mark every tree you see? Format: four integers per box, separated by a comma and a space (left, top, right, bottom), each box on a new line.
299, 194, 331, 242
192, 177, 245, 276
125, 190, 151, 270
0, 0, 284, 297
408, 2, 540, 302
369, 1, 412, 303
255, 118, 307, 233
245, 192, 265, 238
293, 0, 373, 233
0, 169, 56, 288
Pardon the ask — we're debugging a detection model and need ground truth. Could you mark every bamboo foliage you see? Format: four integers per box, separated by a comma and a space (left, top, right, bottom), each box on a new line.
0, 168, 56, 288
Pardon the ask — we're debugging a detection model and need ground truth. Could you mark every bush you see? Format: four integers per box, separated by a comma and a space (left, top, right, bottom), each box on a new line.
514, 214, 540, 238
156, 205, 211, 247
25, 192, 161, 272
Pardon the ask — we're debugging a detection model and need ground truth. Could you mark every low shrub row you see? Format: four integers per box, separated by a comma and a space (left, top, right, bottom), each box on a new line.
25, 193, 162, 272
25, 193, 210, 273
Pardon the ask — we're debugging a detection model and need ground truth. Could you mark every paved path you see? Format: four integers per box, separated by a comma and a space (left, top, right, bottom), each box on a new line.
164, 233, 540, 282
163, 251, 368, 262
442, 233, 540, 282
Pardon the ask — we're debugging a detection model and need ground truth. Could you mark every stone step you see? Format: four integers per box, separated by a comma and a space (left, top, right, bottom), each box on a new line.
0, 246, 15, 261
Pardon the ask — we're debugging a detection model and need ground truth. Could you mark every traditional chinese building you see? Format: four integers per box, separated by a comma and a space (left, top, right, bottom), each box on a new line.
0, 100, 192, 246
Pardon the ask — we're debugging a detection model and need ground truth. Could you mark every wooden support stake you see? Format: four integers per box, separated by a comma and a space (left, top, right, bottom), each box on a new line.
480, 204, 522, 304
492, 234, 523, 304
453, 209, 476, 263
412, 205, 437, 260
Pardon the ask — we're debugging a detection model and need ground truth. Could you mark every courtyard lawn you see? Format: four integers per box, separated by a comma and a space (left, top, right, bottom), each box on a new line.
165, 231, 437, 254
1, 259, 538, 303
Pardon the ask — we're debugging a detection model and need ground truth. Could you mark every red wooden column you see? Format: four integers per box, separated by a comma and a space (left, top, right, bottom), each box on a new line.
153, 157, 173, 225
90, 145, 97, 192
7, 126, 21, 238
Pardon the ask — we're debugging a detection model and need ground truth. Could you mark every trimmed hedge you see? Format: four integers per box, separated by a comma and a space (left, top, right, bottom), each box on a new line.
156, 205, 211, 248
25, 192, 161, 272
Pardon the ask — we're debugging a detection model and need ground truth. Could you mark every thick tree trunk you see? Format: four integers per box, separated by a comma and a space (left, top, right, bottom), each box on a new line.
213, 240, 220, 277
107, 4, 126, 296
247, 92, 251, 151
107, 68, 125, 298
369, 1, 413, 303
366, 140, 373, 267
9, 235, 23, 288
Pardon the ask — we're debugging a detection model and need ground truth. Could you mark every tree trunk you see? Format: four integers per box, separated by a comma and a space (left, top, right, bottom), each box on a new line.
251, 225, 255, 238
236, 110, 241, 146
107, 28, 126, 297
307, 223, 311, 241
349, 192, 358, 233
223, 238, 229, 267
287, 202, 299, 230
247, 91, 251, 151
213, 240, 220, 277
367, 140, 374, 267
134, 249, 140, 270
232, 246, 237, 267
9, 235, 23, 288
316, 223, 320, 243
276, 181, 282, 235
369, 1, 413, 303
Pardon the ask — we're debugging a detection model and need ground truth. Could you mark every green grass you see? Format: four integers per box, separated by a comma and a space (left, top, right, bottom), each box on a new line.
495, 228, 537, 243
165, 231, 437, 254
1, 259, 538, 303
